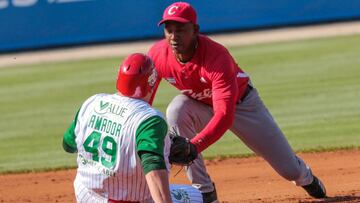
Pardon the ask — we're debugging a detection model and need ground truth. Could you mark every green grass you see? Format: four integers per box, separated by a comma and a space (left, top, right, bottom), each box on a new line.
0, 35, 359, 173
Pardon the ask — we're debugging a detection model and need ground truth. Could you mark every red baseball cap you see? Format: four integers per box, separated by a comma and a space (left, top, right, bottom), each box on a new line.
158, 2, 197, 26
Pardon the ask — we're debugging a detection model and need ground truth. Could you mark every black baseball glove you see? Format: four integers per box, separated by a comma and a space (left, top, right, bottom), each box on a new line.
168, 128, 198, 166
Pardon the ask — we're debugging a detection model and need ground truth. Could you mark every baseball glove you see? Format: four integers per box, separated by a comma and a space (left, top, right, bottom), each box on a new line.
168, 127, 198, 166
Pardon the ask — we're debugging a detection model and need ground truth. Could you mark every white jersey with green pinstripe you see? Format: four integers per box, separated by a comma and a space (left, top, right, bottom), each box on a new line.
73, 93, 169, 202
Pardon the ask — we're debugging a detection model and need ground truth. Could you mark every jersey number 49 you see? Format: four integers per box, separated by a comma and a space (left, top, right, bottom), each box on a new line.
83, 131, 117, 168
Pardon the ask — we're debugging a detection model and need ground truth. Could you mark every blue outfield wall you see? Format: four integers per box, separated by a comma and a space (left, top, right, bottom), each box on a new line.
0, 0, 360, 52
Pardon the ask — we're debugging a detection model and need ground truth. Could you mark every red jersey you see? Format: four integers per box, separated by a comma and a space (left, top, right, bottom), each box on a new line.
148, 34, 249, 152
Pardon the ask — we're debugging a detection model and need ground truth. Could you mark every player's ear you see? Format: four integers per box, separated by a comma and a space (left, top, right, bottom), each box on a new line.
193, 24, 200, 34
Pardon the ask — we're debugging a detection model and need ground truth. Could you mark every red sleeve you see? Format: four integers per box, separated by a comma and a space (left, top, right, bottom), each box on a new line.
147, 44, 163, 106
190, 53, 238, 153
148, 77, 161, 105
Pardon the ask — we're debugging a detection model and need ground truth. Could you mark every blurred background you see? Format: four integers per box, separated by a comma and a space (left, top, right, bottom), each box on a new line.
1, 0, 360, 52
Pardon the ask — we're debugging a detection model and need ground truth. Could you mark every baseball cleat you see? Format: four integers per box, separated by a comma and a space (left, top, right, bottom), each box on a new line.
202, 184, 219, 203
302, 175, 327, 198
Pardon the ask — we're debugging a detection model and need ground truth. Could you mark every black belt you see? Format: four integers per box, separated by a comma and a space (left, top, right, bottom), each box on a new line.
239, 85, 253, 103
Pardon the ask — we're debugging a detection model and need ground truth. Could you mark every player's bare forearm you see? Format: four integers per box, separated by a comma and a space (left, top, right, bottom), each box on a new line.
145, 169, 172, 203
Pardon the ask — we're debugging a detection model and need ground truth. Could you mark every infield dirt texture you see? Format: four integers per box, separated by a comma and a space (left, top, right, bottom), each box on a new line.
0, 21, 359, 202
0, 150, 359, 202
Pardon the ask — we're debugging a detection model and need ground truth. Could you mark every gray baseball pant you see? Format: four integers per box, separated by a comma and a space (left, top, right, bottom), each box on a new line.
166, 88, 314, 193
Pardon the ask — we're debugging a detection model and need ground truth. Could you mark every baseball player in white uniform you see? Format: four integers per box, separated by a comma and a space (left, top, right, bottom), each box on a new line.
63, 53, 203, 203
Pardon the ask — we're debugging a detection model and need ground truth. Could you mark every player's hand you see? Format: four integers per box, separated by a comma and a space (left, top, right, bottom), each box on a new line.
168, 128, 198, 166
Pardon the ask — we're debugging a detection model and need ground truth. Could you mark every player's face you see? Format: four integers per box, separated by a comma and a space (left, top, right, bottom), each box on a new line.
164, 21, 198, 55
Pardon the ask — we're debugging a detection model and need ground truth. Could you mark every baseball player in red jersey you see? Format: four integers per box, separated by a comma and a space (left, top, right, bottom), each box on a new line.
148, 2, 327, 202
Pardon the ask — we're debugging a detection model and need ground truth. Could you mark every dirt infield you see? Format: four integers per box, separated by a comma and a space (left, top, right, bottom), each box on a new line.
0, 149, 359, 202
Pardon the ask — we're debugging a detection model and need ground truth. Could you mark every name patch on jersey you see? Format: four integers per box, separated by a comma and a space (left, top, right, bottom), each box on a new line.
88, 114, 122, 137
95, 100, 127, 117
